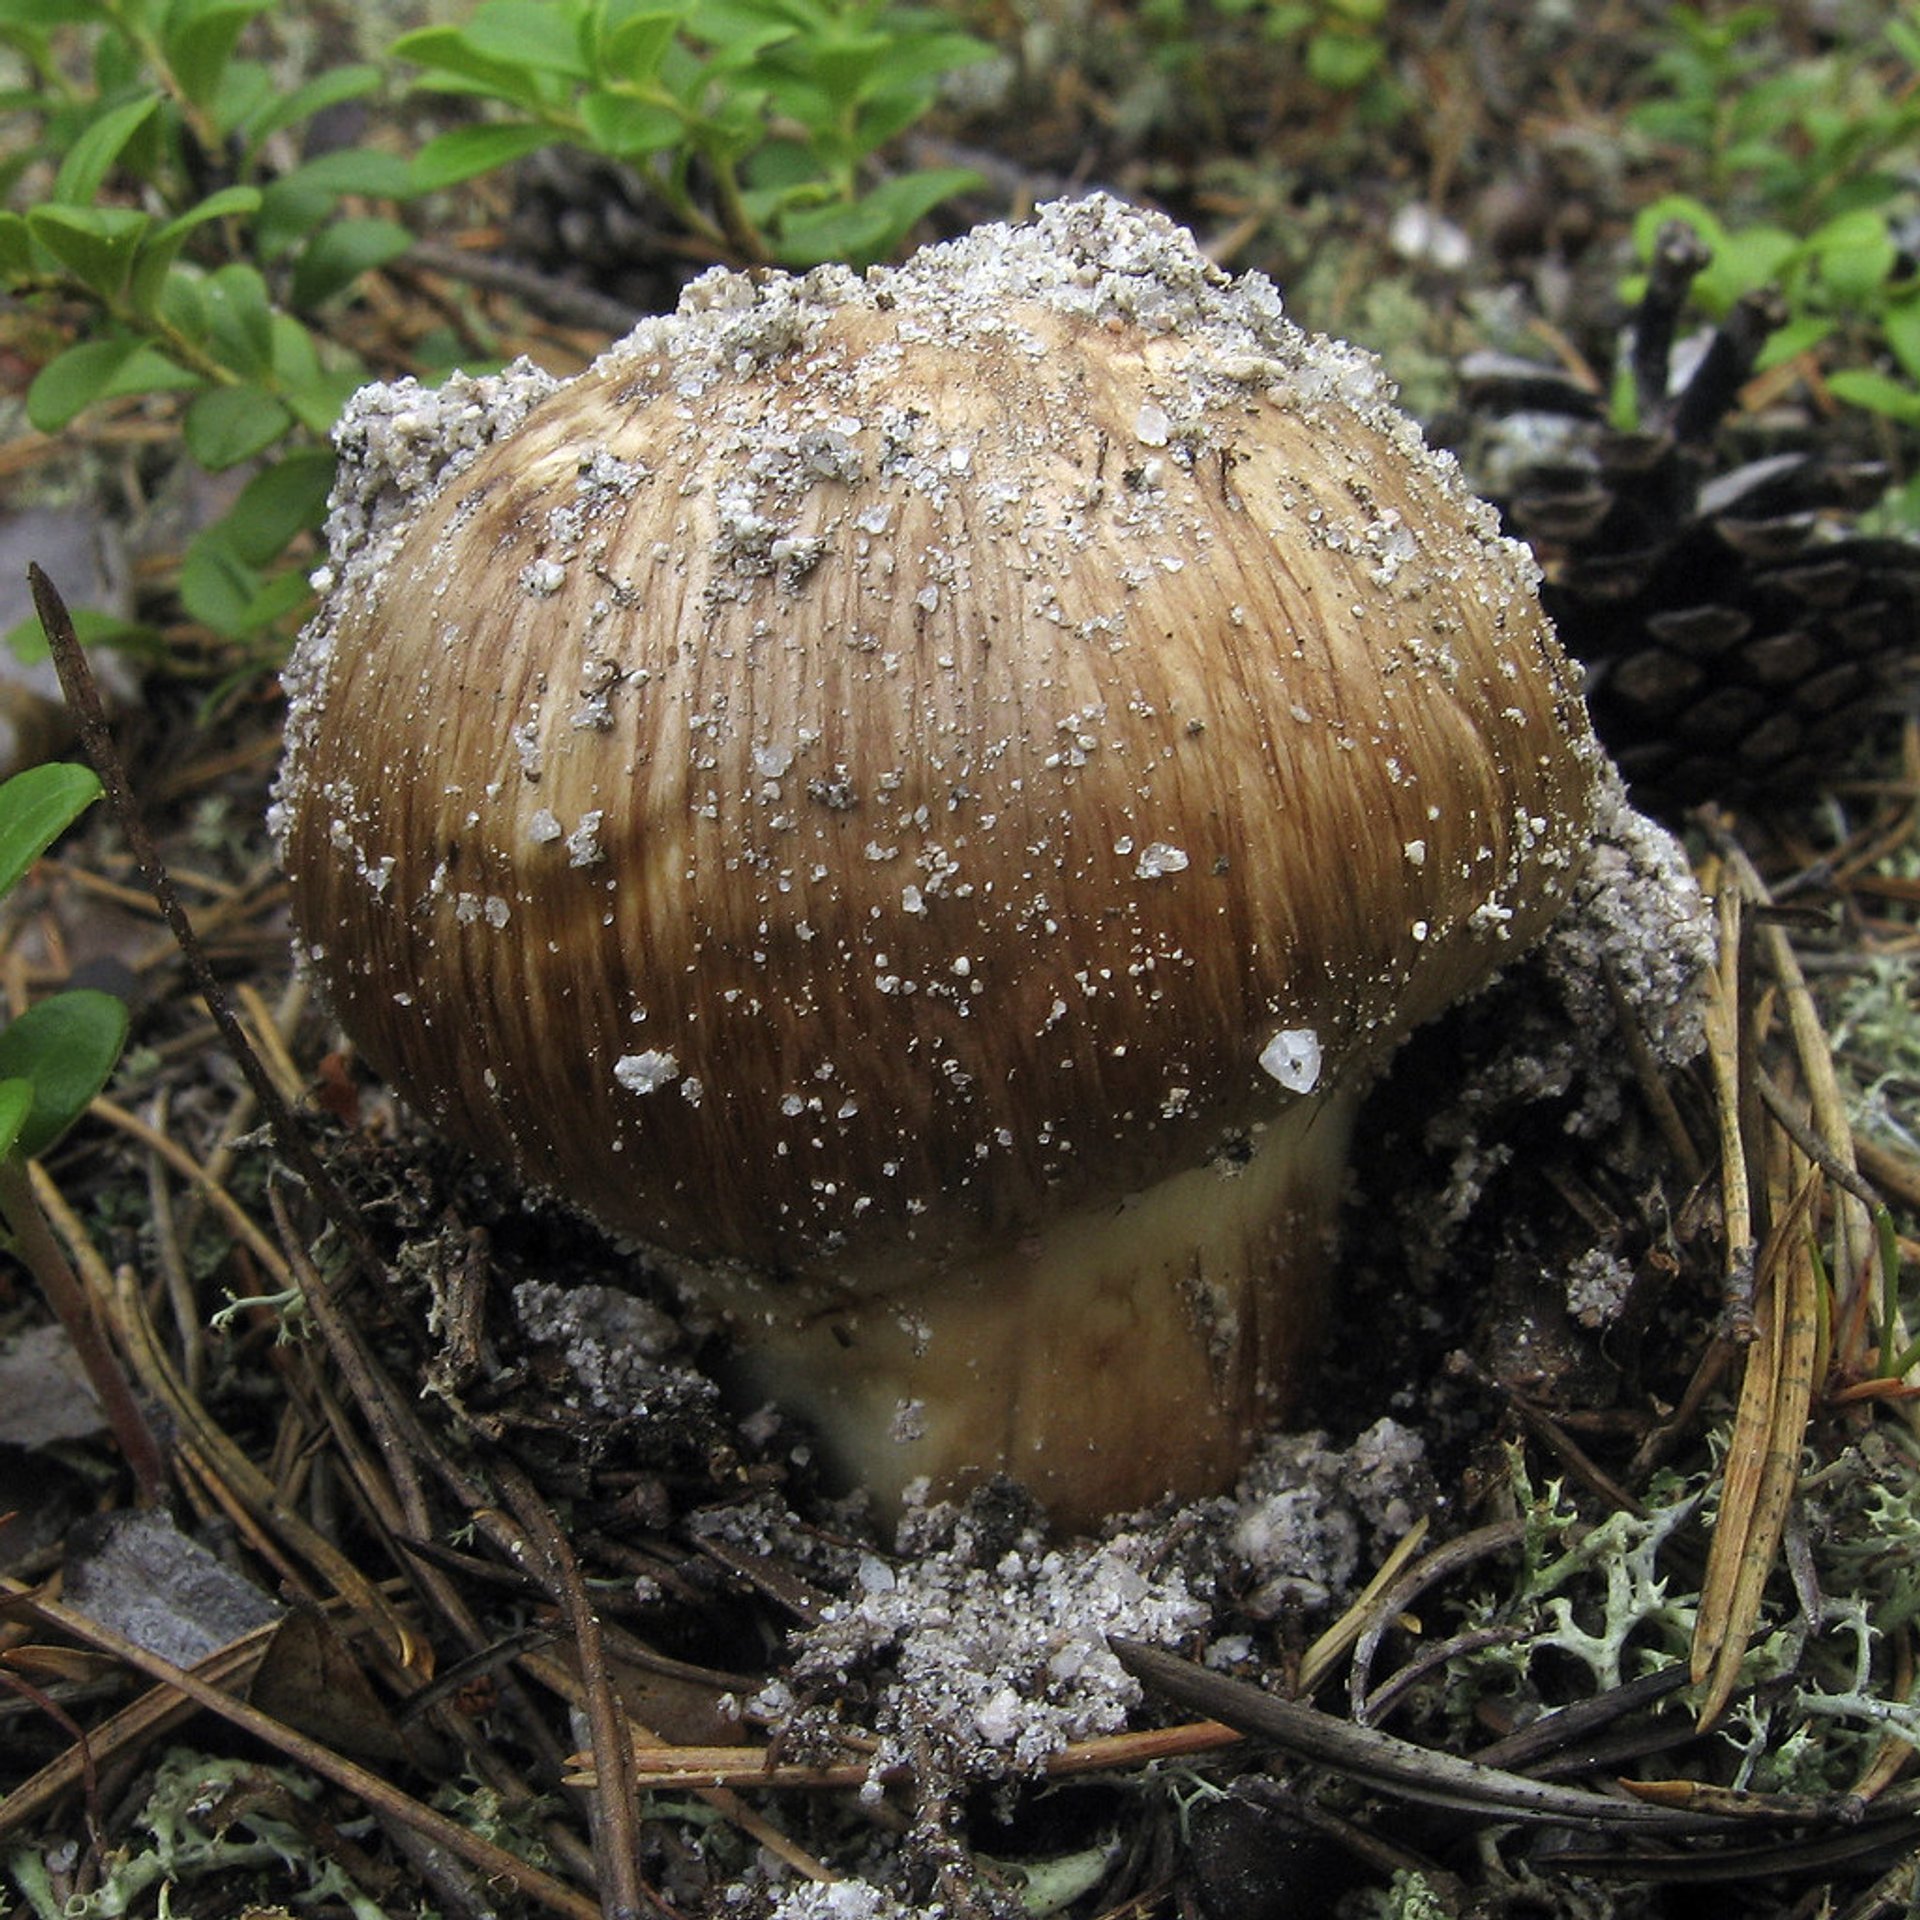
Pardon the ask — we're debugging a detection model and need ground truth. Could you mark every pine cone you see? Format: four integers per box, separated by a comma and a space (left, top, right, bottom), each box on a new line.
1458, 222, 1920, 817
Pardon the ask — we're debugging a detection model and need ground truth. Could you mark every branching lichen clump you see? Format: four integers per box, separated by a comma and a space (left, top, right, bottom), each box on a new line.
275, 195, 1600, 1526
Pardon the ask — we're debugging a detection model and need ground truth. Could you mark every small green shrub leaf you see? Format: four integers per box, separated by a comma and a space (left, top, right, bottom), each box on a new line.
459, 0, 594, 76
4, 606, 158, 667
578, 89, 683, 155
203, 262, 276, 374
242, 61, 383, 149
0, 1081, 31, 1164
391, 24, 551, 105
164, 2, 269, 111
772, 166, 978, 267
184, 384, 293, 469
52, 92, 160, 205
1882, 298, 1920, 383
0, 210, 30, 280
26, 338, 138, 431
0, 762, 102, 902
127, 184, 261, 316
26, 204, 149, 301
0, 989, 129, 1161
220, 447, 336, 566
289, 215, 413, 309
410, 121, 559, 190
1826, 368, 1920, 425
601, 9, 684, 81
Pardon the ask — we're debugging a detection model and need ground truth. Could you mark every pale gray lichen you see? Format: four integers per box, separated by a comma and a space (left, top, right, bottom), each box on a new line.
510, 1280, 716, 1423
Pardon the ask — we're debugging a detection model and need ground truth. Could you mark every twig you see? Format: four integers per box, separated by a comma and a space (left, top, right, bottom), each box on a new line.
1112, 1641, 1732, 1833
403, 240, 645, 337
493, 1459, 654, 1920
29, 563, 389, 1297
0, 1158, 165, 1504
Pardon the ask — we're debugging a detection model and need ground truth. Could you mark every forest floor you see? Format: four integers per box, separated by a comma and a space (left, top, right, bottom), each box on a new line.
4, 3, 1920, 1918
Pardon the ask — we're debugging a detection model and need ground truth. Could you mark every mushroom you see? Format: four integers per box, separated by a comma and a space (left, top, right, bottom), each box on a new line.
275, 196, 1601, 1531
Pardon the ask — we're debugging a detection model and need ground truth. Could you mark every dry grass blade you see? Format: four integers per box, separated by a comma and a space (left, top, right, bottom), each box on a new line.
33, 1205, 423, 1674
1296, 1515, 1429, 1698
1702, 879, 1756, 1316
1690, 1165, 1823, 1729
562, 1720, 1242, 1793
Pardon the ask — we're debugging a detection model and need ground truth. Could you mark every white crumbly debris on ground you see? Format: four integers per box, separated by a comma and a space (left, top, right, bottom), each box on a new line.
1418, 765, 1711, 1233
1214, 1417, 1436, 1617
1564, 1247, 1639, 1329
752, 1883, 932, 1920
742, 1418, 1429, 1789
749, 1508, 1208, 1782
510, 1280, 716, 1421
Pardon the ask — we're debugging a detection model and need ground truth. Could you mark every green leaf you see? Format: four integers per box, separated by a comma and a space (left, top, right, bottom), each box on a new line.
770, 165, 976, 267
601, 7, 683, 81
270, 148, 417, 201
4, 605, 158, 667
1883, 297, 1920, 384
26, 338, 140, 431
203, 261, 275, 375
409, 121, 560, 191
183, 383, 292, 468
578, 87, 683, 155
1807, 208, 1898, 305
219, 446, 335, 566
126, 184, 261, 319
0, 989, 129, 1160
0, 1081, 31, 1163
0, 209, 29, 280
0, 762, 102, 903
1305, 27, 1383, 90
180, 522, 312, 635
241, 60, 382, 149
163, 2, 268, 111
459, 0, 595, 76
390, 23, 554, 105
0, 0, 112, 21
1826, 368, 1920, 425
1755, 312, 1835, 371
26, 203, 150, 301
157, 268, 210, 343
52, 91, 160, 205
289, 215, 412, 309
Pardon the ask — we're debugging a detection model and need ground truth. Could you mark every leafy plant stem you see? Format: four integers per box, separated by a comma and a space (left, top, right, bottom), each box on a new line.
706, 151, 767, 263
0, 1155, 165, 1504
97, 0, 224, 162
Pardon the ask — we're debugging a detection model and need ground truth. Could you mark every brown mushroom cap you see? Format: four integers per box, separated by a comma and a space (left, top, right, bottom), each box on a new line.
276, 196, 1600, 1524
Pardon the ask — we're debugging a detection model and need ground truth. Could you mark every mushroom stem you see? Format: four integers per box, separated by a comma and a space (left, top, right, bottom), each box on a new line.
699, 1087, 1363, 1531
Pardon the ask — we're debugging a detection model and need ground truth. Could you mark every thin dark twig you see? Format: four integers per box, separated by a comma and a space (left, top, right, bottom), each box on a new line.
28, 564, 388, 1296
1349, 1519, 1526, 1722
1757, 1070, 1887, 1213
0, 1666, 102, 1859
1469, 1666, 1694, 1772
493, 1458, 656, 1920
403, 240, 646, 336
1112, 1641, 1732, 1834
